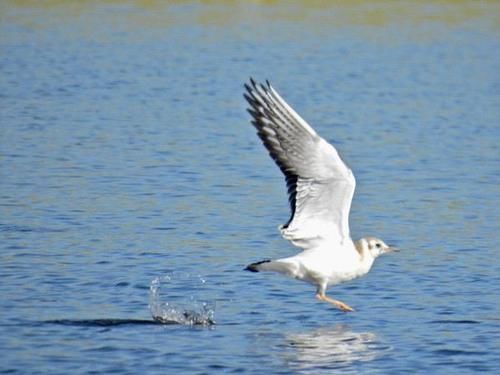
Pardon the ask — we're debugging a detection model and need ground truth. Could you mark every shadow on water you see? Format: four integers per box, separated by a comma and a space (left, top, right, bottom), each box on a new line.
45, 319, 164, 327
284, 325, 391, 371
45, 316, 215, 327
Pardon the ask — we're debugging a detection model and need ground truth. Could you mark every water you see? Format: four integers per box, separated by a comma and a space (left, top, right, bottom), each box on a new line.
1, 1, 499, 373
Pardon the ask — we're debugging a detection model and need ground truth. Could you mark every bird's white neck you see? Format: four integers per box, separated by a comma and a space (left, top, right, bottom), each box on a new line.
354, 238, 375, 270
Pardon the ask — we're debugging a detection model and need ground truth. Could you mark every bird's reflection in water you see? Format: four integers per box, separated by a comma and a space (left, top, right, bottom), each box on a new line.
285, 325, 391, 372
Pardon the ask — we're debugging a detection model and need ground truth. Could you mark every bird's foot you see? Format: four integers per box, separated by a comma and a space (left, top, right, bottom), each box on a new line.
315, 293, 354, 312
332, 300, 355, 312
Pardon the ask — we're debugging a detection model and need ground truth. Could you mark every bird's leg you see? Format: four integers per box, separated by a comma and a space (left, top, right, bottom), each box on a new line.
315, 293, 354, 312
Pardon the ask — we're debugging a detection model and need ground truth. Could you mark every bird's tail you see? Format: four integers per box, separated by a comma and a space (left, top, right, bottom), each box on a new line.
244, 259, 297, 276
244, 259, 272, 272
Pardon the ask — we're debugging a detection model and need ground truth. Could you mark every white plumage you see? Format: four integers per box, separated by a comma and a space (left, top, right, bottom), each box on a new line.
244, 79, 396, 312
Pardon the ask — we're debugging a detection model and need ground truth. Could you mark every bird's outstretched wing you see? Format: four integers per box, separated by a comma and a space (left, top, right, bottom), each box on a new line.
244, 78, 356, 250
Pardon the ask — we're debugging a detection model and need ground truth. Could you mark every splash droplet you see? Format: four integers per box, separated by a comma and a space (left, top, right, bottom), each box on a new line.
149, 273, 215, 326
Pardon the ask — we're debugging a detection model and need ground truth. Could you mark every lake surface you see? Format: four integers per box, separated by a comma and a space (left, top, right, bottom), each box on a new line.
1, 1, 499, 373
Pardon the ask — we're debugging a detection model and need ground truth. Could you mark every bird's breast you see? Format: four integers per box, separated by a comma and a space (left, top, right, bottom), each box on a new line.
296, 247, 371, 285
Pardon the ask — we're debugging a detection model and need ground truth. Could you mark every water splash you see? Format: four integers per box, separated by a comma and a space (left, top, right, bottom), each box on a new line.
149, 273, 215, 326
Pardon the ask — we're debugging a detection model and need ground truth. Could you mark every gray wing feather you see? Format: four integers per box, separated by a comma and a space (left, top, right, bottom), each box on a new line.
244, 79, 356, 249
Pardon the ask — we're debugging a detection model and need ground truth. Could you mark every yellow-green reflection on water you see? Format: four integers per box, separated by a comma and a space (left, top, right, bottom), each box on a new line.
2, 0, 499, 31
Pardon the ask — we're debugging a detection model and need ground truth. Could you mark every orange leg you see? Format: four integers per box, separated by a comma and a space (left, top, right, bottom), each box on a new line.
315, 293, 354, 312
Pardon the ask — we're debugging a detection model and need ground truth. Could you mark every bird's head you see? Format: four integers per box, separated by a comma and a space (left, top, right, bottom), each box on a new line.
358, 237, 397, 258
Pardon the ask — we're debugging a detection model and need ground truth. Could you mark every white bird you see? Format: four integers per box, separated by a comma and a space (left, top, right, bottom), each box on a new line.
243, 78, 396, 312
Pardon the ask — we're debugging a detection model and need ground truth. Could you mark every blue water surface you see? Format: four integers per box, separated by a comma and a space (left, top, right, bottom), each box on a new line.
1, 1, 499, 374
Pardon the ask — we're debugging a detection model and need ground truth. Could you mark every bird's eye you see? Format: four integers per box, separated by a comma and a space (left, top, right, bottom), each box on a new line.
375, 243, 381, 248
